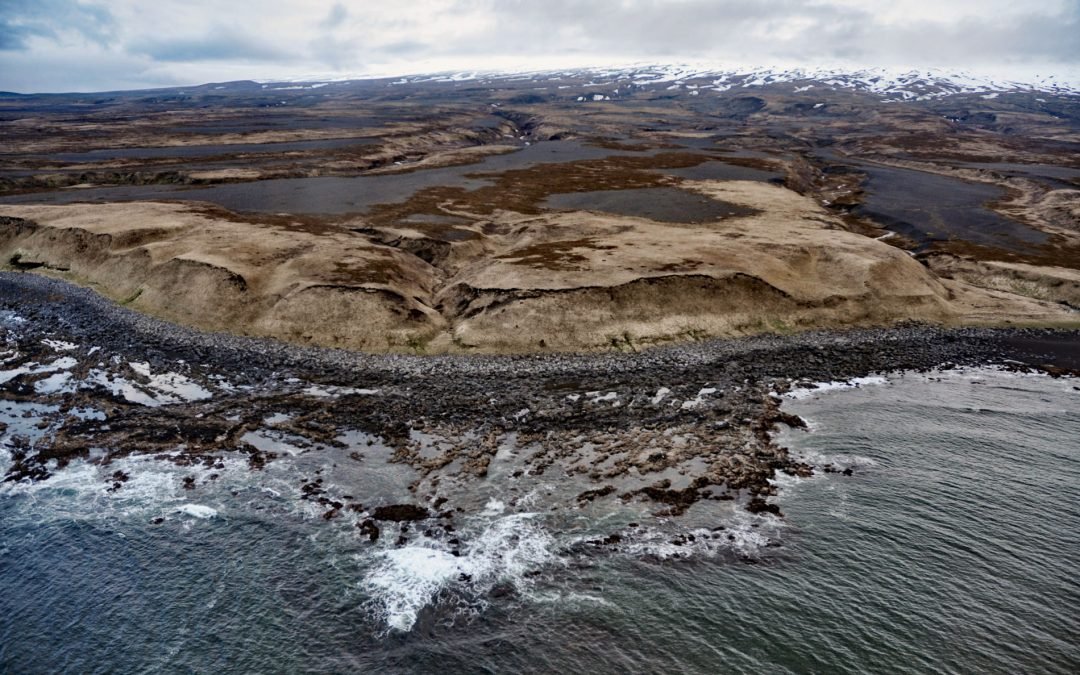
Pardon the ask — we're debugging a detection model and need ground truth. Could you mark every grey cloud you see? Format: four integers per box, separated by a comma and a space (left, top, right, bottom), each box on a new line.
133, 26, 295, 63
410, 0, 1078, 66
380, 40, 428, 56
319, 3, 349, 31
459, 0, 843, 51
0, 47, 172, 93
310, 34, 360, 70
774, 12, 1080, 64
311, 3, 356, 69
0, 0, 113, 51
2, 0, 1078, 93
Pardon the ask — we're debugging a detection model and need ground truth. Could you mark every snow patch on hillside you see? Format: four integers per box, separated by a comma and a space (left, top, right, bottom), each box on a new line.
268, 63, 1079, 99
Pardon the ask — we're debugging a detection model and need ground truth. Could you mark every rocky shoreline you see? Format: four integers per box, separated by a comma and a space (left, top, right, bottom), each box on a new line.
2, 270, 1078, 550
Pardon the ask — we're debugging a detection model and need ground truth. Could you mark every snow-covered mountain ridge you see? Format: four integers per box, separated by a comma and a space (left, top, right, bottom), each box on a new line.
402, 65, 1080, 100
266, 64, 1080, 100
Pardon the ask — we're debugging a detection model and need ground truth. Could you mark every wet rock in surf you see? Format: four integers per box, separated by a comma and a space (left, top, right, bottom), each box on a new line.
627, 482, 703, 516
576, 485, 616, 504
746, 498, 782, 516
357, 519, 381, 542
372, 504, 431, 522
785, 463, 814, 478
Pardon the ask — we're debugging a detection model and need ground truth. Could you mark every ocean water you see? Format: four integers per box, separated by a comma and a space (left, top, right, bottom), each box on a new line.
1, 368, 1078, 673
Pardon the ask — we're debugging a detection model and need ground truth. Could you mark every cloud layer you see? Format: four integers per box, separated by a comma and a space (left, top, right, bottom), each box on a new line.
1, 0, 1077, 92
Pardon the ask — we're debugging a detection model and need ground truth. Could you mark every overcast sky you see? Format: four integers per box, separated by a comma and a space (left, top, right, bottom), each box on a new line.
1, 0, 1077, 92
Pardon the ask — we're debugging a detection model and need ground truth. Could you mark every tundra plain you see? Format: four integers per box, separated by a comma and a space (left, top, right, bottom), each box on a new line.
2, 68, 1078, 352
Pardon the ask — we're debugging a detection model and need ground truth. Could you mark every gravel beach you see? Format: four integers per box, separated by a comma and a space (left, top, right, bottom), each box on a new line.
2, 270, 1077, 533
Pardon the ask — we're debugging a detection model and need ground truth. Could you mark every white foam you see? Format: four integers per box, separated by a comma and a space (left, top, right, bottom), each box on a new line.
42, 339, 78, 351
83, 363, 213, 407
71, 407, 106, 421
129, 362, 213, 402
85, 370, 162, 407
210, 375, 236, 391
2, 448, 322, 535
784, 376, 889, 400
768, 470, 806, 491
240, 430, 307, 457
681, 387, 718, 409
1, 454, 193, 523
303, 385, 380, 398
620, 516, 778, 560
792, 447, 878, 470
529, 591, 615, 607
1, 364, 34, 385
175, 504, 219, 519
362, 512, 556, 632
34, 372, 74, 394
0, 400, 61, 444
0, 356, 78, 384
366, 547, 463, 632
717, 522, 774, 556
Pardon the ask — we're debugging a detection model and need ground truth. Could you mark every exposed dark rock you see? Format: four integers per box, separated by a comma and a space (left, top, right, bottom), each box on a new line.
372, 504, 431, 522
576, 485, 616, 503
357, 519, 380, 542
0, 271, 1076, 555
746, 498, 782, 516
630, 484, 702, 516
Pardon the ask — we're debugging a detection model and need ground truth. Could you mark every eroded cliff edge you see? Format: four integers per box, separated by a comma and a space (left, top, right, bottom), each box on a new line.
1, 179, 1076, 353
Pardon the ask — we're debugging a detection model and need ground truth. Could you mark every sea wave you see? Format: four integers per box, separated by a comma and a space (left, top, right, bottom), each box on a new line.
361, 512, 557, 633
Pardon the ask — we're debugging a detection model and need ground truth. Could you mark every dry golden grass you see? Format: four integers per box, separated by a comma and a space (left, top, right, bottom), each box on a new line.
1, 179, 1076, 354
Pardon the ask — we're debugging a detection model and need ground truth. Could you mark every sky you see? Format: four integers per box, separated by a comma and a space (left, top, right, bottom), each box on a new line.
1, 0, 1078, 93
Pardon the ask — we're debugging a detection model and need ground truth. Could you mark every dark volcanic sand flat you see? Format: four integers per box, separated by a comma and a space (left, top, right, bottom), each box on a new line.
401, 213, 472, 226
953, 161, 1080, 190
658, 158, 781, 182
161, 115, 390, 135
810, 149, 1054, 253
544, 186, 759, 222
852, 162, 1049, 252
997, 334, 1080, 370
24, 138, 380, 163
